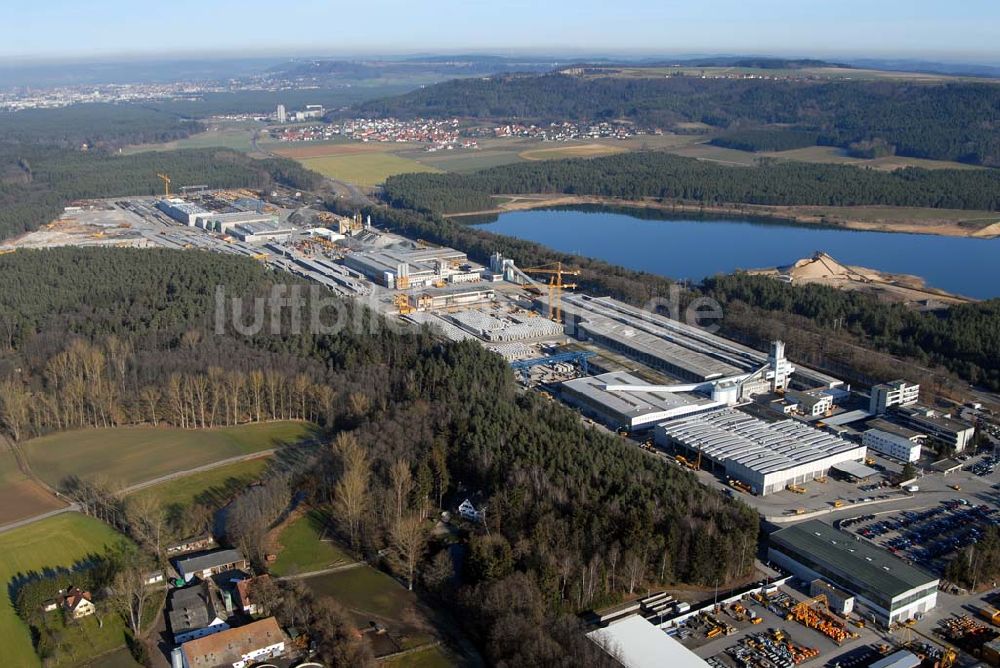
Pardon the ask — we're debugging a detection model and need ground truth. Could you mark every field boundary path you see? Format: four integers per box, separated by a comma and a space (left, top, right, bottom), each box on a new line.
0, 445, 282, 534
121, 449, 277, 495
276, 561, 362, 580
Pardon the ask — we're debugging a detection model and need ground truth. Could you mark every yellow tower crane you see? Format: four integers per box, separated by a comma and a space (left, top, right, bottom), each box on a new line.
522, 262, 581, 321
157, 173, 172, 197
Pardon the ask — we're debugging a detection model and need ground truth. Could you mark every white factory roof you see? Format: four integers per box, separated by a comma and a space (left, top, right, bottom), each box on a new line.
563, 372, 713, 419
831, 461, 879, 479
658, 408, 862, 475
587, 615, 708, 668
822, 409, 872, 426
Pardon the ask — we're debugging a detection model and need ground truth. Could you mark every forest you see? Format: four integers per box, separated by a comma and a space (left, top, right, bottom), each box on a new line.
381, 151, 1000, 214
0, 144, 321, 240
0, 247, 758, 665
356, 73, 1000, 165
344, 202, 1000, 393
0, 103, 201, 148
709, 128, 823, 152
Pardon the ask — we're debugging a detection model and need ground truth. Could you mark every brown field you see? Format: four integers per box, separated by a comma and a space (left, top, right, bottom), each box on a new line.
0, 444, 65, 525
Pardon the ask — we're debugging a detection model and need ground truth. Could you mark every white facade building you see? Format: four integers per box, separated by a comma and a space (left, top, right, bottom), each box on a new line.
862, 427, 922, 463
870, 380, 920, 414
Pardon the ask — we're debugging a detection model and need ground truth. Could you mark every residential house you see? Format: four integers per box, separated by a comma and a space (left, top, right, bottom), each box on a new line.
178, 616, 287, 668
458, 499, 486, 524
62, 587, 96, 618
235, 575, 270, 616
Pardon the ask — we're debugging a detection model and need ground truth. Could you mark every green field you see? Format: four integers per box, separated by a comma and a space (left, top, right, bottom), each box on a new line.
303, 566, 435, 649
122, 121, 260, 154
518, 142, 628, 161
0, 514, 127, 668
0, 446, 64, 525
410, 149, 526, 173
132, 457, 269, 509
301, 153, 442, 187
25, 421, 314, 489
270, 510, 352, 576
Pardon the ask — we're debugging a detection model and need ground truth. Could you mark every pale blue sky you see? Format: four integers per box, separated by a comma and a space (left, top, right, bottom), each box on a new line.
1, 0, 998, 61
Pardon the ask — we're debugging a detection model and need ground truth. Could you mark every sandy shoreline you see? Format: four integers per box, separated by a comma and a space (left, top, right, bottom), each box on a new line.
447, 194, 1000, 239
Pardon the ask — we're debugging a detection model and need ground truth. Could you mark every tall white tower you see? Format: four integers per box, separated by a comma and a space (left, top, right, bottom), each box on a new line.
276, 104, 287, 124
768, 340, 795, 392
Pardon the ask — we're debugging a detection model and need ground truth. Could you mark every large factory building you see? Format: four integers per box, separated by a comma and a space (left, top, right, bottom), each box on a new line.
768, 521, 938, 624
655, 408, 866, 495
553, 294, 839, 391
561, 372, 722, 431
342, 244, 477, 289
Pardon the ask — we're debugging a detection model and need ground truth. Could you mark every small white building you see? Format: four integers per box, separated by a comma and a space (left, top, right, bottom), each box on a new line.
787, 389, 834, 417
458, 499, 486, 524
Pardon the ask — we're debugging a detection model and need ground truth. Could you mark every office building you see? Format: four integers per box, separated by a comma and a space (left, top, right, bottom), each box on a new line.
862, 420, 924, 462
870, 380, 920, 414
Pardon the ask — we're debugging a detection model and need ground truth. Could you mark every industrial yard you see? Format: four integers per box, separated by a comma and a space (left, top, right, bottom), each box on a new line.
3, 184, 997, 668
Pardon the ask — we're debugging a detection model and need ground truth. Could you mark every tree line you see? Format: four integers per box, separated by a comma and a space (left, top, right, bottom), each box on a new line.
1, 246, 758, 665
0, 143, 322, 240
382, 151, 1000, 214
355, 73, 1000, 165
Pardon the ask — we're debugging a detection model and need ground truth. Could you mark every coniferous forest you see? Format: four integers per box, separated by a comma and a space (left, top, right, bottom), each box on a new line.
382, 151, 1000, 215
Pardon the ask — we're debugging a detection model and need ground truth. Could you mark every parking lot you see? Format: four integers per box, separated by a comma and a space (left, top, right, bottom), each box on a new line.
837, 499, 1000, 576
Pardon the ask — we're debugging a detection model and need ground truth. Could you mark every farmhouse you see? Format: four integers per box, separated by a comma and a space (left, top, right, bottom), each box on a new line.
168, 580, 232, 644
178, 616, 287, 668
62, 587, 96, 618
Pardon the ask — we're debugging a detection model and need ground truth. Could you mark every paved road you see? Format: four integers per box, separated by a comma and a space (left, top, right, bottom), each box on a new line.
0, 449, 277, 534
0, 503, 79, 534
121, 449, 276, 495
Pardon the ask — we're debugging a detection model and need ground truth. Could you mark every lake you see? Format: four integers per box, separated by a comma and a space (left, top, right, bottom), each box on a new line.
478, 207, 1000, 299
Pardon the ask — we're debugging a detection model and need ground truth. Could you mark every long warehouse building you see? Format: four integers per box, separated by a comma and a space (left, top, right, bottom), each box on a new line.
655, 408, 866, 495
552, 293, 842, 389
768, 520, 938, 624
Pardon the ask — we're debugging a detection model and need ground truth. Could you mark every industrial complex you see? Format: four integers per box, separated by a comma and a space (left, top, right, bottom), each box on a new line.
2, 180, 995, 668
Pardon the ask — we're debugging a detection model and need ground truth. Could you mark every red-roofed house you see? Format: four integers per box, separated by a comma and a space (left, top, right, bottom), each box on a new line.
62, 587, 96, 619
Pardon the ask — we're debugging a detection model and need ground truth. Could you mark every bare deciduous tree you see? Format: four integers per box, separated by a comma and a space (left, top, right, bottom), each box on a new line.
391, 514, 428, 591
331, 433, 369, 550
